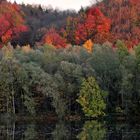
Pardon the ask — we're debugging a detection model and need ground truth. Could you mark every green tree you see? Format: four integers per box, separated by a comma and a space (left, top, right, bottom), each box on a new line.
89, 43, 121, 113
77, 77, 107, 118
0, 58, 21, 115
116, 40, 129, 62
119, 54, 136, 115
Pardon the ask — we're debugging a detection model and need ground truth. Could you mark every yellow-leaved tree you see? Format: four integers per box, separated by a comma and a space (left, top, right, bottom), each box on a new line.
83, 39, 93, 53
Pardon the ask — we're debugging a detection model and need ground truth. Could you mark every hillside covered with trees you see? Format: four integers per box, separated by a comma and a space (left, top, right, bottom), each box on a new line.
1, 0, 140, 121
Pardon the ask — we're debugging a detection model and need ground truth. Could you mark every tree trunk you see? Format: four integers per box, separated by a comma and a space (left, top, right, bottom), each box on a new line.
12, 90, 15, 115
12, 122, 15, 140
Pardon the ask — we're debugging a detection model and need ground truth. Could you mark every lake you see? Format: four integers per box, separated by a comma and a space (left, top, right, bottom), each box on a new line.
0, 119, 140, 140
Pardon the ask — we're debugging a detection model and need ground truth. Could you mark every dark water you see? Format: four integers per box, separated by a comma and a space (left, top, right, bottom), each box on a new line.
0, 119, 140, 140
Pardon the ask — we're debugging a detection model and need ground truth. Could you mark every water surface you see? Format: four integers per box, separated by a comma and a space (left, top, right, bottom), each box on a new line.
0, 120, 140, 140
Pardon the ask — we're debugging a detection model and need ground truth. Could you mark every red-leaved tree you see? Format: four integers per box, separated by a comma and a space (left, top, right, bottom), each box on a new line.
42, 28, 67, 48
75, 7, 111, 45
0, 1, 28, 48
63, 7, 111, 45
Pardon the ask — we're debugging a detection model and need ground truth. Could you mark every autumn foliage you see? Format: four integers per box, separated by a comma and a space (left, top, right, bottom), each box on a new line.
98, 0, 140, 48
42, 28, 67, 48
61, 7, 111, 46
75, 7, 111, 45
41, 7, 111, 51
59, 0, 140, 49
83, 39, 93, 53
0, 1, 28, 48
2, 0, 140, 51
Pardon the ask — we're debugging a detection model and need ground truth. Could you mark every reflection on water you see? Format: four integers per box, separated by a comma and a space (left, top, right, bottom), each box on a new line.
0, 119, 140, 140
24, 124, 36, 140
77, 120, 106, 140
52, 121, 69, 140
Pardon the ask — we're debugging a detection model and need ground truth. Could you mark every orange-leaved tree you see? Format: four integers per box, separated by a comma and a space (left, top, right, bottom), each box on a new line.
42, 28, 67, 48
83, 39, 94, 53
0, 1, 28, 48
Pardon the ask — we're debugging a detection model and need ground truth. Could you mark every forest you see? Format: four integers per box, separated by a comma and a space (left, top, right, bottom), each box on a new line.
1, 0, 140, 121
